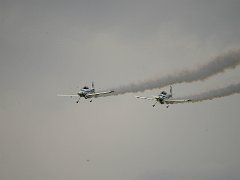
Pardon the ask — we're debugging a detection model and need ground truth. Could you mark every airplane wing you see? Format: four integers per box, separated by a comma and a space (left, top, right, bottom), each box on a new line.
87, 90, 114, 98
57, 94, 79, 98
164, 99, 191, 104
135, 96, 156, 100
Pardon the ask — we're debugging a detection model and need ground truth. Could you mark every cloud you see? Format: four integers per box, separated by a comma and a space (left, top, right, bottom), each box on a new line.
109, 49, 240, 95
182, 82, 240, 102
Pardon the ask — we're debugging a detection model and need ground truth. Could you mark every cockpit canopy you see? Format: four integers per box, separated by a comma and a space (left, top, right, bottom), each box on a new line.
160, 91, 167, 95
82, 86, 89, 89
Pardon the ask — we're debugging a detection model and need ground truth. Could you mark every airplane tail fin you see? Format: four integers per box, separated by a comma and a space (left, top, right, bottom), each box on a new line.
170, 86, 173, 97
92, 82, 95, 92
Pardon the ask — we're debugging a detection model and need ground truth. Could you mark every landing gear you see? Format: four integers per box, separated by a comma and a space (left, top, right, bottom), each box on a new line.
152, 101, 158, 107
166, 105, 169, 108
90, 99, 92, 102
76, 97, 80, 103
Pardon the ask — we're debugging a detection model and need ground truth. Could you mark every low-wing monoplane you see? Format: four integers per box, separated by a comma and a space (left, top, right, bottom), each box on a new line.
135, 86, 191, 108
58, 82, 114, 103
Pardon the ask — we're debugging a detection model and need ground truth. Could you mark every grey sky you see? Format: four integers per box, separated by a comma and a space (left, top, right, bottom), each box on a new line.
1, 0, 240, 180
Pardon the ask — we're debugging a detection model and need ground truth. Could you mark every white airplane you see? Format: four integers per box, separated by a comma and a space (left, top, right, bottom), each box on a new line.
58, 82, 114, 103
135, 86, 191, 108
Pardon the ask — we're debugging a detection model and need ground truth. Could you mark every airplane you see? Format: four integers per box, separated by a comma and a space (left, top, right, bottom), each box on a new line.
58, 82, 114, 103
135, 86, 191, 108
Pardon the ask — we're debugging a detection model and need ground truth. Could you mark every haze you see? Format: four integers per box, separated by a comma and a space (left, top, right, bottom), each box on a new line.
1, 1, 240, 180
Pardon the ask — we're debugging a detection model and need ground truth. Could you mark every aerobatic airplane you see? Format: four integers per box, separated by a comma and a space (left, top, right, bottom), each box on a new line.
135, 86, 191, 108
58, 82, 114, 103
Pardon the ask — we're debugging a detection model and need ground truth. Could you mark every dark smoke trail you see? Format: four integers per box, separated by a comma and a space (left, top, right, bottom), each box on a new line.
110, 49, 240, 95
181, 82, 240, 102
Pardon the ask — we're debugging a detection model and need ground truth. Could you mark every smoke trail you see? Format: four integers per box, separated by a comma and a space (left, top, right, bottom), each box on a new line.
181, 82, 240, 102
110, 49, 240, 95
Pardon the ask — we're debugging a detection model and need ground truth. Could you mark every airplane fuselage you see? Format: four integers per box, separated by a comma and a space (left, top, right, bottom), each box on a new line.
78, 88, 95, 99
158, 94, 172, 104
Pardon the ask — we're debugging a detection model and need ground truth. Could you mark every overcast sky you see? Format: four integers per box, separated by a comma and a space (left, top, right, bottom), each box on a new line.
1, 0, 240, 180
